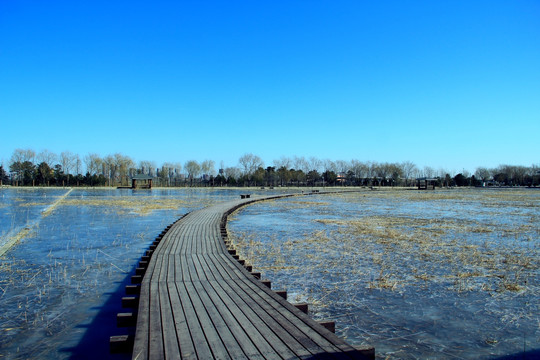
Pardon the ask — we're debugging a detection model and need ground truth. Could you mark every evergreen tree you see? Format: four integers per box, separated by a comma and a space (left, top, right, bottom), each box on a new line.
0, 165, 8, 185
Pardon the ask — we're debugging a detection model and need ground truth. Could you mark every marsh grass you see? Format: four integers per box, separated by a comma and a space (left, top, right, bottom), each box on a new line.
229, 189, 540, 359
60, 197, 190, 215
0, 188, 234, 357
313, 214, 538, 293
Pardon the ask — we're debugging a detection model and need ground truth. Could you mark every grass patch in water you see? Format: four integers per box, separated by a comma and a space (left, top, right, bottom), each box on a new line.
228, 189, 539, 358
61, 197, 190, 215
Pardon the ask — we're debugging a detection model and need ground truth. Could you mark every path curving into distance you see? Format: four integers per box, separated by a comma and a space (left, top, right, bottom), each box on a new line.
124, 191, 374, 360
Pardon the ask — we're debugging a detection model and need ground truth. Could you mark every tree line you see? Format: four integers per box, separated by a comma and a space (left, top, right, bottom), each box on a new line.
1, 148, 539, 188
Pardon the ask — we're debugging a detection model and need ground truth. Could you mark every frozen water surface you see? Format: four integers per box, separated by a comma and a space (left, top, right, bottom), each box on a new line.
0, 188, 68, 250
0, 187, 290, 359
229, 188, 540, 359
1, 187, 538, 359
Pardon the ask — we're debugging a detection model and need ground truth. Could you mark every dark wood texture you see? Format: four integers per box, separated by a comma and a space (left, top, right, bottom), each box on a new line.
131, 194, 372, 359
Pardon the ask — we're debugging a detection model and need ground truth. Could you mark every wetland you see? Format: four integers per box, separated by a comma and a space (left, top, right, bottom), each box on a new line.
228, 188, 539, 359
0, 187, 538, 359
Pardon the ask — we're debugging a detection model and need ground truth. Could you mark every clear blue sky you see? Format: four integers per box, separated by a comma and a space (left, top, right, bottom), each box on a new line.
1, 1, 539, 173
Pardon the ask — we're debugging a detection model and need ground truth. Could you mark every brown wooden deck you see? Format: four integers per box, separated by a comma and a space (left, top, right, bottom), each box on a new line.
128, 194, 373, 359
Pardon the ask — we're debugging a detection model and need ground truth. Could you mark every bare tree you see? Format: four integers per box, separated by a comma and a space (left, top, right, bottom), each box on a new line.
351, 160, 368, 181
273, 156, 291, 170
438, 168, 449, 180
224, 167, 241, 180
401, 161, 417, 186
201, 160, 216, 176
10, 148, 36, 165
184, 160, 201, 185
37, 149, 57, 166
387, 163, 404, 185
84, 153, 102, 175
335, 160, 349, 175
60, 151, 76, 177
309, 157, 322, 173
293, 156, 309, 173
323, 159, 337, 173
509, 166, 528, 185
423, 166, 435, 178
373, 162, 389, 179
102, 155, 115, 185
74, 154, 81, 176
238, 153, 263, 176
114, 153, 134, 186
364, 161, 375, 179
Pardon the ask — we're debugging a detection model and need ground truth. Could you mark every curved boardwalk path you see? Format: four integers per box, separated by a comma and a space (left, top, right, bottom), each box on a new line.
130, 193, 373, 360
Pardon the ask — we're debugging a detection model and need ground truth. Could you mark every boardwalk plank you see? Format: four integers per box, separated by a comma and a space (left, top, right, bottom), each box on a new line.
149, 278, 165, 359
212, 250, 358, 357
159, 279, 181, 360
209, 256, 331, 358
183, 281, 234, 359
167, 260, 198, 359
193, 280, 259, 359
132, 284, 150, 359
200, 255, 306, 359
132, 193, 372, 360
205, 278, 295, 360
180, 254, 190, 283
197, 253, 217, 281
175, 280, 216, 360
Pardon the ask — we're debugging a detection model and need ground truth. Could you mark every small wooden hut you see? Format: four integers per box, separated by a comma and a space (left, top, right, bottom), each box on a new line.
131, 174, 153, 189
416, 177, 437, 190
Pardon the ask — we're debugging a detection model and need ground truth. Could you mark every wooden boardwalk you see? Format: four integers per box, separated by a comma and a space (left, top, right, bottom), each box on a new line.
126, 194, 373, 359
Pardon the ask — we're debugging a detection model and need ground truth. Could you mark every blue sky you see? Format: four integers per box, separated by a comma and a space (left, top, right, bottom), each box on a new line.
1, 1, 539, 173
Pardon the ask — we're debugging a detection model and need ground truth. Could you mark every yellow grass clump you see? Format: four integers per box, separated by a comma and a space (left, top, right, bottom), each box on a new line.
231, 189, 539, 296
60, 197, 189, 215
